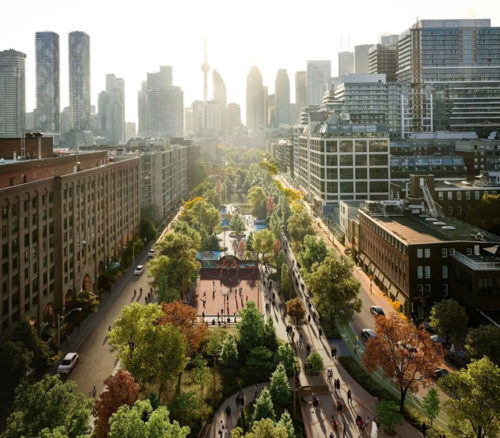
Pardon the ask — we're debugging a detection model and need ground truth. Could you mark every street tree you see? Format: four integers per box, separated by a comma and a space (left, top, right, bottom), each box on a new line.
276, 410, 295, 438
94, 369, 140, 438
465, 324, 500, 365
269, 212, 283, 239
232, 418, 288, 438
237, 302, 265, 353
230, 213, 246, 233
160, 301, 209, 356
247, 186, 267, 219
157, 275, 180, 304
375, 400, 403, 435
363, 314, 444, 412
2, 374, 92, 438
13, 319, 50, 370
423, 388, 440, 426
252, 388, 276, 423
181, 198, 221, 234
219, 333, 239, 369
202, 188, 220, 208
108, 303, 188, 397
286, 298, 306, 328
286, 206, 314, 247
276, 343, 297, 376
430, 298, 469, 346
169, 221, 202, 250
109, 399, 190, 438
253, 229, 275, 262
263, 316, 278, 350
304, 252, 361, 326
299, 235, 327, 272
269, 363, 291, 413
439, 357, 500, 438
306, 352, 324, 374
281, 263, 291, 299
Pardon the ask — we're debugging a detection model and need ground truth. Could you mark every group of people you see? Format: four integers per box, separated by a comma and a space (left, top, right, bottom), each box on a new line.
132, 287, 154, 304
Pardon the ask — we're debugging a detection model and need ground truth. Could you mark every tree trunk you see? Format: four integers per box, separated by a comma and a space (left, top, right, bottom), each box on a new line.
477, 426, 483, 438
399, 387, 408, 413
176, 370, 183, 394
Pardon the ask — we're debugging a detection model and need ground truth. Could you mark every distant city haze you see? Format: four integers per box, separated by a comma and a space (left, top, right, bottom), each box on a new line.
1, 0, 499, 123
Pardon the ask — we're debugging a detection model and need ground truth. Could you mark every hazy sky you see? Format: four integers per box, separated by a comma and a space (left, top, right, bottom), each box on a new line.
1, 0, 499, 123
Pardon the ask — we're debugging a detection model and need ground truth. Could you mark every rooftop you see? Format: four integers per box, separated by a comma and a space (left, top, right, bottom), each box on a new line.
361, 208, 500, 245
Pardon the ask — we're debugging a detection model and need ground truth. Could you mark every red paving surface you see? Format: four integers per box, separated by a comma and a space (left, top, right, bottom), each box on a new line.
195, 276, 262, 316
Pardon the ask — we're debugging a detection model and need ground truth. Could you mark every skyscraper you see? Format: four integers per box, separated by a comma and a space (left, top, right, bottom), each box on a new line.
295, 71, 307, 121
147, 86, 184, 137
0, 49, 26, 137
227, 103, 241, 131
212, 69, 227, 133
246, 66, 265, 130
306, 60, 331, 106
36, 31, 59, 132
368, 36, 398, 82
338, 51, 354, 77
69, 31, 90, 130
397, 19, 500, 135
98, 74, 125, 143
137, 81, 148, 136
354, 44, 371, 74
275, 69, 290, 127
147, 66, 172, 90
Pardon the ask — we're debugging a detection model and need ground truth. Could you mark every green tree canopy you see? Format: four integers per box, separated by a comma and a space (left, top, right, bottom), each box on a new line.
269, 364, 291, 413
304, 252, 361, 325
108, 303, 188, 396
286, 207, 314, 247
430, 298, 469, 346
229, 213, 246, 233
276, 411, 295, 438
169, 221, 202, 250
465, 194, 500, 235
219, 333, 239, 369
202, 188, 220, 208
247, 186, 267, 219
13, 319, 50, 370
237, 301, 265, 353
109, 399, 190, 438
253, 229, 275, 262
232, 418, 288, 438
299, 235, 327, 272
263, 316, 278, 351
280, 263, 291, 300
465, 324, 500, 365
439, 357, 500, 438
252, 388, 275, 423
306, 352, 324, 374
269, 212, 283, 239
276, 343, 296, 377
423, 388, 440, 426
2, 374, 92, 438
375, 400, 403, 434
181, 199, 221, 234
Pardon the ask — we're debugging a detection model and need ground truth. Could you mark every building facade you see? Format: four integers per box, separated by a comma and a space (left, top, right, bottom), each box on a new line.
36, 32, 60, 133
338, 51, 354, 77
98, 74, 125, 144
246, 66, 265, 130
0, 143, 140, 335
69, 31, 91, 130
354, 44, 371, 74
306, 60, 331, 106
0, 50, 26, 138
368, 38, 398, 82
295, 71, 307, 123
275, 69, 290, 127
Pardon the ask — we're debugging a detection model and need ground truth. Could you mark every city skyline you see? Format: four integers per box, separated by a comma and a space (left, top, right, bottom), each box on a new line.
1, 0, 500, 123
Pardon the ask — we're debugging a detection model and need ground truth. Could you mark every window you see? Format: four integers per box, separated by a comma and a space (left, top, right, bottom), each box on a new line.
417, 266, 423, 279
417, 249, 423, 258
457, 206, 462, 215
475, 191, 480, 200
441, 248, 448, 258
417, 284, 424, 296
447, 206, 453, 215
448, 192, 453, 200
466, 248, 473, 255
457, 192, 462, 201
441, 284, 449, 297
425, 284, 432, 296
424, 248, 430, 258
425, 266, 431, 279
442, 265, 448, 279
438, 192, 444, 200
466, 191, 471, 200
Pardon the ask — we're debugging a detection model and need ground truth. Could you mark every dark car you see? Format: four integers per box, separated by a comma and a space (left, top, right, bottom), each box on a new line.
370, 306, 385, 317
432, 368, 449, 380
360, 329, 378, 342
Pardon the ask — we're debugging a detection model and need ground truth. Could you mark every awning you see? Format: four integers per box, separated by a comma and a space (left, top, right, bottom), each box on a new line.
373, 268, 381, 279
383, 277, 391, 289
484, 245, 500, 256
368, 262, 375, 272
359, 254, 366, 263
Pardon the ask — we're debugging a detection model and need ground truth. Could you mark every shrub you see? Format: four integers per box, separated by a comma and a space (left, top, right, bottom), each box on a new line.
305, 352, 323, 374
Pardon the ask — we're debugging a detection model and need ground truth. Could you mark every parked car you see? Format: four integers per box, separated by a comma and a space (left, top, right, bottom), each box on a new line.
134, 265, 145, 276
397, 341, 417, 353
432, 368, 449, 380
370, 306, 385, 317
420, 321, 434, 333
57, 352, 79, 374
361, 329, 378, 342
148, 248, 156, 259
430, 334, 446, 344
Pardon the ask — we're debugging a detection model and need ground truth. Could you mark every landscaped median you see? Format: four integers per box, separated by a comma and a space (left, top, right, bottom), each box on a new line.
337, 322, 449, 437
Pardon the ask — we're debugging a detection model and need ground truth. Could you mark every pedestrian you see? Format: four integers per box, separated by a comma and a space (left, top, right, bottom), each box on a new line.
308, 314, 311, 323
108, 325, 111, 332
347, 389, 352, 404
140, 287, 142, 295
212, 319, 215, 326
225, 405, 231, 418
331, 345, 337, 359
319, 327, 323, 337
354, 344, 358, 355
92, 385, 97, 399
133, 289, 136, 297
145, 296, 148, 304
336, 400, 343, 413
421, 422, 427, 437
202, 311, 205, 319
342, 420, 348, 438
306, 344, 311, 356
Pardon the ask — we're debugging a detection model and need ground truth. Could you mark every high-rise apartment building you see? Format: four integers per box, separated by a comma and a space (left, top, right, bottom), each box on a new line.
306, 60, 331, 106
35, 32, 59, 133
354, 45, 371, 74
275, 69, 290, 127
397, 19, 500, 136
246, 66, 265, 130
368, 36, 398, 82
147, 66, 172, 90
98, 74, 125, 144
212, 70, 227, 133
227, 103, 241, 131
295, 71, 307, 122
68, 31, 91, 130
0, 50, 26, 137
137, 81, 148, 136
338, 51, 354, 77
147, 87, 184, 137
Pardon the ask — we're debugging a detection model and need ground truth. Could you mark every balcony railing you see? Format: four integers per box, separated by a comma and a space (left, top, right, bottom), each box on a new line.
451, 251, 500, 271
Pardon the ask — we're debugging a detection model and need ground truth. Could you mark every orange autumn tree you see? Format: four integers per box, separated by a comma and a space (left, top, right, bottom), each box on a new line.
94, 369, 139, 438
160, 301, 209, 356
363, 314, 443, 412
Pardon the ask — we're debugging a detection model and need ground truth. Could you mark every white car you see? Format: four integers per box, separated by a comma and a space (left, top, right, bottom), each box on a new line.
134, 265, 145, 276
361, 328, 378, 342
148, 248, 156, 259
57, 352, 79, 374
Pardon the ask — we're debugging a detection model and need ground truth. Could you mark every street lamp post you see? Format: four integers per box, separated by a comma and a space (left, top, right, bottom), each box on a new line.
57, 307, 83, 352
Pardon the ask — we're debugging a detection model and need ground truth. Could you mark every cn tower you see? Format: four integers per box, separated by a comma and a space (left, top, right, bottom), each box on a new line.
201, 38, 210, 104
